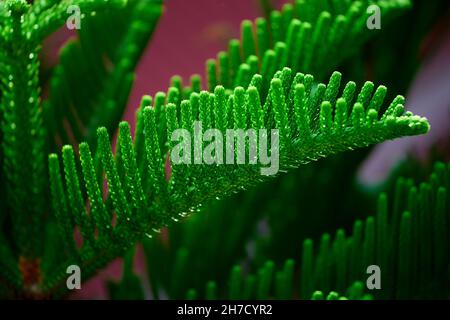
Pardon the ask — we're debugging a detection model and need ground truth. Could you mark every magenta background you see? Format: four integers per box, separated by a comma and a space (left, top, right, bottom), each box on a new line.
40, 0, 448, 299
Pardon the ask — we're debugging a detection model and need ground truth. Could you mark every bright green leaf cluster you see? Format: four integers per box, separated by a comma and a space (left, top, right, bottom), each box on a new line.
48, 66, 429, 294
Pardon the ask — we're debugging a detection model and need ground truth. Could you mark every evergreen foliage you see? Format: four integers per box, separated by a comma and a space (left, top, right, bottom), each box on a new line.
0, 0, 446, 300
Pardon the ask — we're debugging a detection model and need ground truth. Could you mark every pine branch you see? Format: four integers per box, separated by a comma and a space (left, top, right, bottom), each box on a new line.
0, 2, 8, 31
43, 0, 163, 150
47, 66, 429, 295
0, 1, 47, 263
182, 262, 372, 300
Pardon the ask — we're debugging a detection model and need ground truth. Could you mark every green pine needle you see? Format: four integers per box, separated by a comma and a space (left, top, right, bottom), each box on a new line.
48, 66, 429, 294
